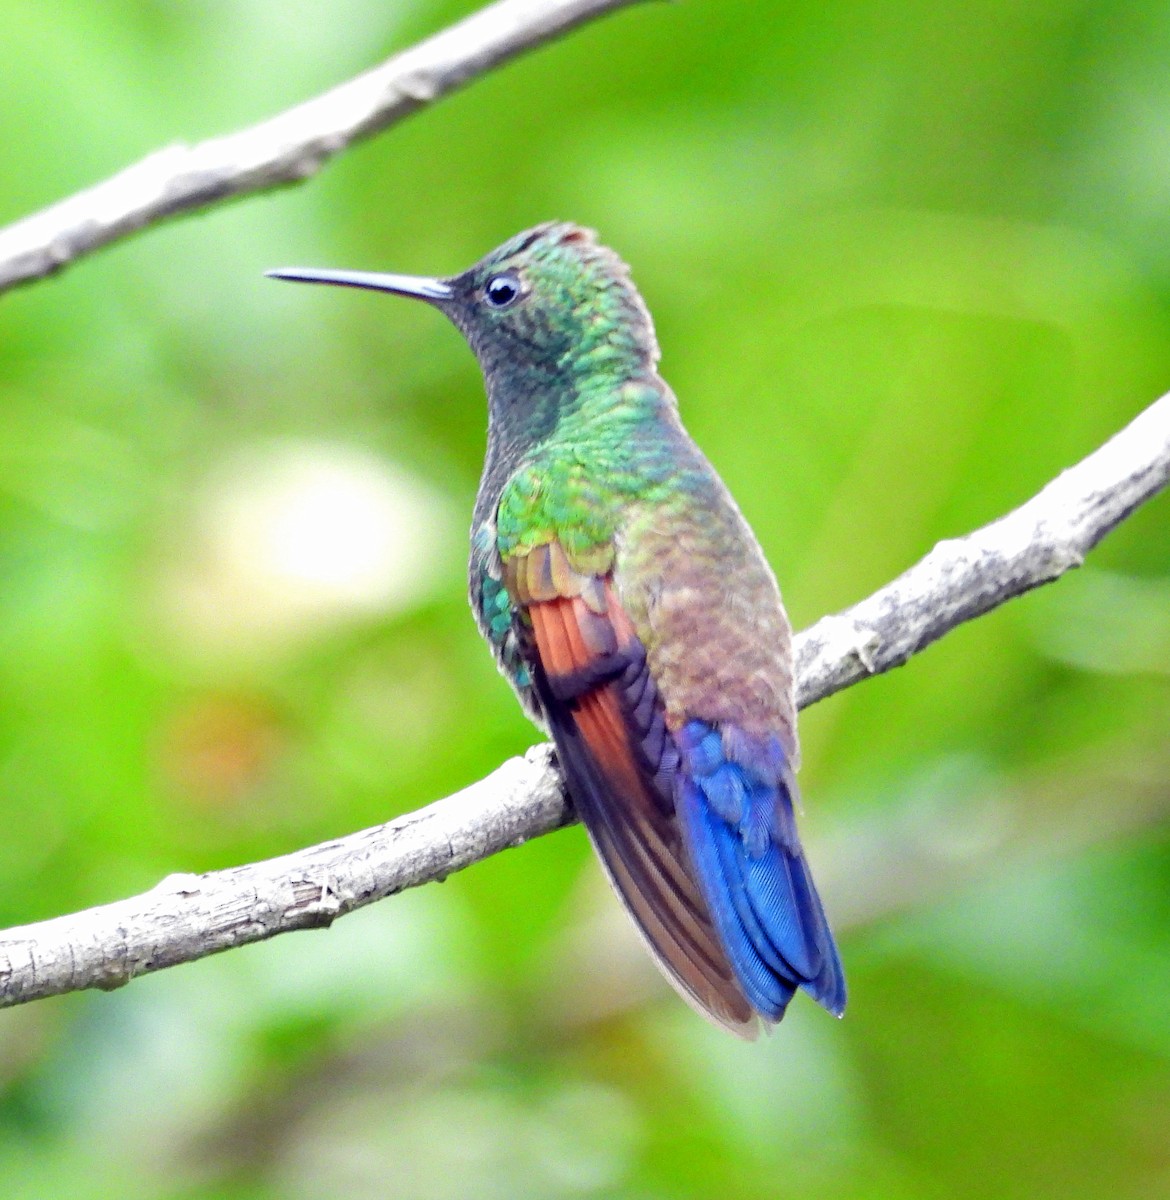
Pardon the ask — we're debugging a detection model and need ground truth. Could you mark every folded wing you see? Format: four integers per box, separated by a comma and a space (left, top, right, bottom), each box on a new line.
506, 539, 844, 1035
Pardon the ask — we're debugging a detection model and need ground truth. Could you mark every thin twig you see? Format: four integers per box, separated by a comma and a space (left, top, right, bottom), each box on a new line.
0, 0, 647, 294
1, 392, 1167, 1008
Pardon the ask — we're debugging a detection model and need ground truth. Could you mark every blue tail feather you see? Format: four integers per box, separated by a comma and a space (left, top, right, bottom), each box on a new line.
678, 778, 796, 1015
698, 763, 746, 824
677, 719, 846, 1021
709, 806, 793, 981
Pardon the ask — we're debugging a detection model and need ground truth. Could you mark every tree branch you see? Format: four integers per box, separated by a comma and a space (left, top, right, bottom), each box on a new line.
793, 391, 1170, 705
0, 0, 647, 294
1, 392, 1167, 1008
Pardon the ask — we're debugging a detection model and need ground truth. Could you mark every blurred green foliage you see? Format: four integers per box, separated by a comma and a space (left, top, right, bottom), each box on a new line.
1, 1, 1168, 1196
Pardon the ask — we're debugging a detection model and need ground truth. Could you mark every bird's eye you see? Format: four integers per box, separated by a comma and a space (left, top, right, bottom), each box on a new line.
484, 273, 521, 309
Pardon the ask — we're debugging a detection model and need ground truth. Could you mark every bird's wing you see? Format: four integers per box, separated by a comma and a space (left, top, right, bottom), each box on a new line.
610, 489, 846, 1022
506, 534, 846, 1032
469, 520, 545, 727
505, 539, 759, 1035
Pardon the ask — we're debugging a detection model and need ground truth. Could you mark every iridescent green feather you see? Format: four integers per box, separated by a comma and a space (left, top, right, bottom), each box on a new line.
495, 381, 684, 577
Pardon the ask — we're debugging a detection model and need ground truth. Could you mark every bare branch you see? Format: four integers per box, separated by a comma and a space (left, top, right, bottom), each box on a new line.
794, 392, 1170, 706
1, 392, 1166, 1008
0, 0, 647, 294
0, 746, 571, 1006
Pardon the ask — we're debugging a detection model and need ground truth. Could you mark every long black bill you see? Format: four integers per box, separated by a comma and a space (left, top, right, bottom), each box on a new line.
265, 267, 453, 302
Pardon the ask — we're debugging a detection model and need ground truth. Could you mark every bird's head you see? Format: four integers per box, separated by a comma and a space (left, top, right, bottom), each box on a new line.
268, 223, 660, 405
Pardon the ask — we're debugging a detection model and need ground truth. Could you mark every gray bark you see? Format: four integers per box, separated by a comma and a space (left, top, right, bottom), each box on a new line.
0, 0, 647, 293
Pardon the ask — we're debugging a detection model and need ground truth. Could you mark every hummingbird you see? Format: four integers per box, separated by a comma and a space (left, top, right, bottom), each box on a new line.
268, 223, 845, 1036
